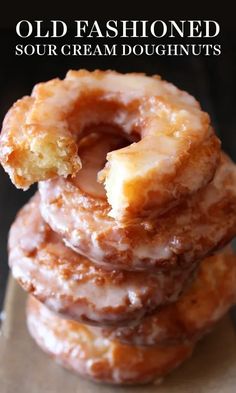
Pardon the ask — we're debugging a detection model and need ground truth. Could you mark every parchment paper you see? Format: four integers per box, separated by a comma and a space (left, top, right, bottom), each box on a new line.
1, 276, 236, 393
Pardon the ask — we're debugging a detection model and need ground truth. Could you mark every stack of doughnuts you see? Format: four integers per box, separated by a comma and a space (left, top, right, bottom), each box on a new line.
1, 70, 236, 385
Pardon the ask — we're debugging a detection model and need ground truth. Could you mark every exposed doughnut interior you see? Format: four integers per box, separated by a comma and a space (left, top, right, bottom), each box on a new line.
74, 130, 130, 199
0, 70, 220, 221
39, 153, 236, 271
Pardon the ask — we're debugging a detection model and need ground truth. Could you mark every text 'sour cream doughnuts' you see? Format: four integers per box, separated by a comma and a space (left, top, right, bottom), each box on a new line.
39, 144, 236, 271
27, 296, 194, 385
98, 248, 236, 345
9, 194, 193, 326
0, 70, 220, 222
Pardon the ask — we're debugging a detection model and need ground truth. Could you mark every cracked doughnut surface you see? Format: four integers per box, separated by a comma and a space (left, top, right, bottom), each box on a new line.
27, 296, 194, 385
0, 70, 220, 222
39, 151, 236, 271
8, 194, 194, 326
97, 248, 236, 345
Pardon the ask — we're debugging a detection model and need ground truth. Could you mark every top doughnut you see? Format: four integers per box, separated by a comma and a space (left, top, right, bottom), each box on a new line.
0, 70, 220, 222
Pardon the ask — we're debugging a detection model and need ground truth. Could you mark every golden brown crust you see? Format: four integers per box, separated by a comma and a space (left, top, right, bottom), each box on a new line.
39, 153, 236, 271
8, 194, 194, 326
98, 248, 236, 345
27, 296, 194, 385
0, 70, 220, 222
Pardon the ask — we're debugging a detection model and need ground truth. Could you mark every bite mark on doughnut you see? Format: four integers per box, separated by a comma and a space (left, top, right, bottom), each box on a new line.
0, 70, 221, 221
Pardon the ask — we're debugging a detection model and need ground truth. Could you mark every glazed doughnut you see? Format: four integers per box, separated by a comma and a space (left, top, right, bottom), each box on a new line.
39, 151, 236, 271
27, 296, 194, 385
97, 248, 236, 345
9, 194, 194, 326
0, 70, 220, 222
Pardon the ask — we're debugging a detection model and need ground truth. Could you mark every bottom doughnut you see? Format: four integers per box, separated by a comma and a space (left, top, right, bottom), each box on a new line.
27, 296, 194, 385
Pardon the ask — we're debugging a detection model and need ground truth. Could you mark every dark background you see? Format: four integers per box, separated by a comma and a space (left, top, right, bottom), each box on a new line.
0, 16, 236, 316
